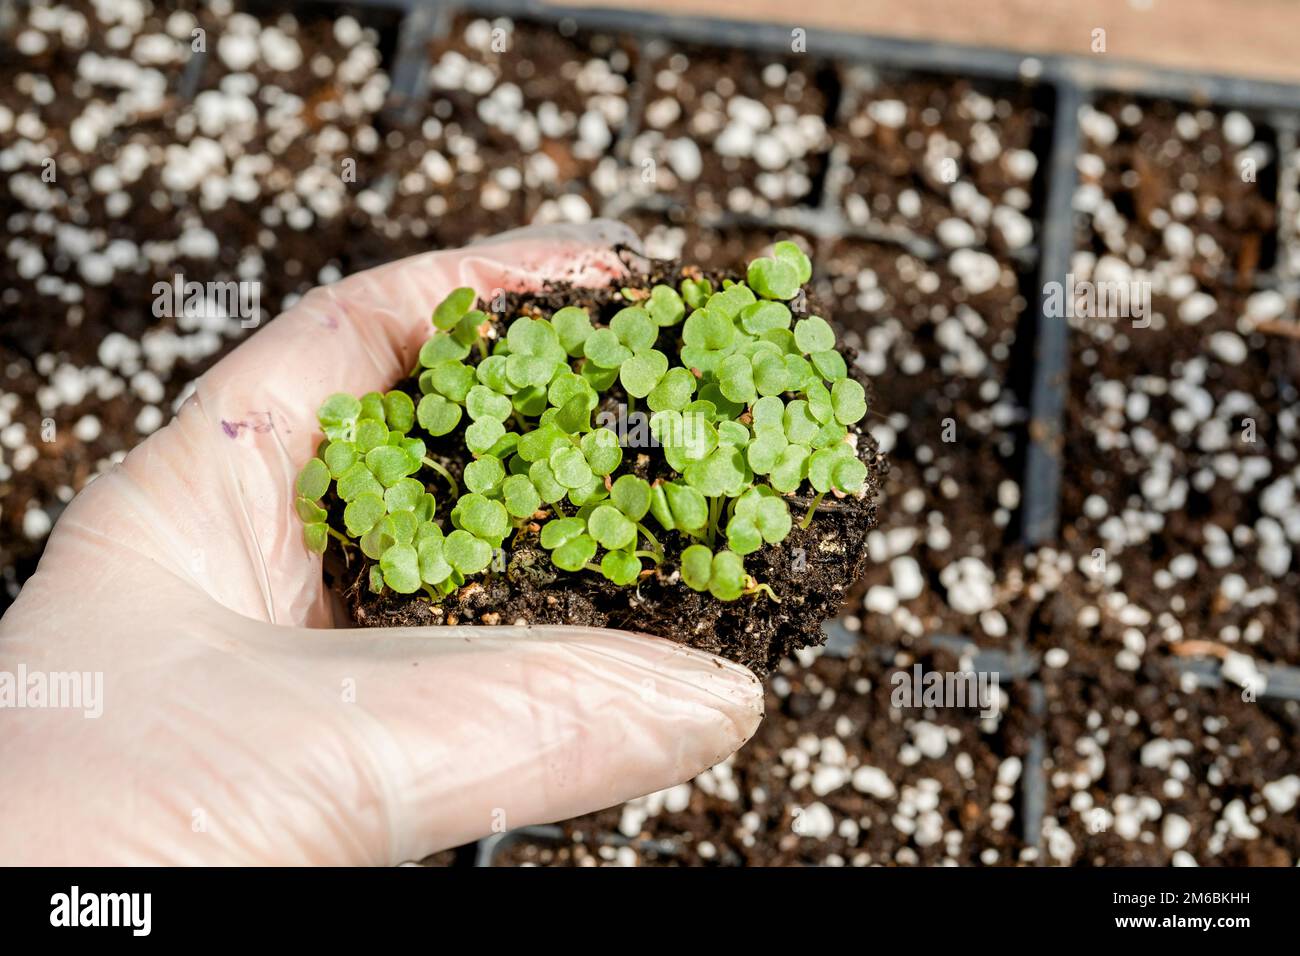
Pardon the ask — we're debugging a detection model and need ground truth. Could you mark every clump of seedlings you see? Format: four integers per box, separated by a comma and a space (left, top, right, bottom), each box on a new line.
295, 244, 881, 674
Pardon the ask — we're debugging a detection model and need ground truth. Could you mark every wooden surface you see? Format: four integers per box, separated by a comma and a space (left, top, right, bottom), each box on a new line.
554, 0, 1300, 84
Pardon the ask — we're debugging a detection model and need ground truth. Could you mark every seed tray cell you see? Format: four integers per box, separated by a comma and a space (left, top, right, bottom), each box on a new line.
1074, 97, 1282, 284
1060, 97, 1300, 670
1033, 645, 1300, 867
829, 65, 1052, 267
614, 39, 839, 218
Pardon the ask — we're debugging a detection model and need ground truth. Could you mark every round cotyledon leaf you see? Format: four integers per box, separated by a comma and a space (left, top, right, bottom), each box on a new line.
444, 529, 493, 575
380, 543, 421, 594
600, 549, 641, 585
551, 533, 597, 572
587, 504, 636, 551
296, 458, 330, 500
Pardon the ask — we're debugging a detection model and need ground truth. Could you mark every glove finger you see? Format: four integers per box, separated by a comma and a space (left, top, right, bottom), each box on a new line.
238, 623, 764, 864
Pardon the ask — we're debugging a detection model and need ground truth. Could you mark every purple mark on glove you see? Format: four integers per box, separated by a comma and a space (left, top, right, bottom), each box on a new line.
221, 413, 275, 438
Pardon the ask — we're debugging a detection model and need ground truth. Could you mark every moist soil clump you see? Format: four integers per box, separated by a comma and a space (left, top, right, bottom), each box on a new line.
342, 257, 885, 677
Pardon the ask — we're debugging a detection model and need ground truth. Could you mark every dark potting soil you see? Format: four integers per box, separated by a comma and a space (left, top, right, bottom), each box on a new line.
1060, 259, 1300, 667
834, 70, 1050, 257
342, 257, 886, 677
822, 238, 1034, 649
351, 14, 636, 259
1076, 97, 1278, 286
1013, 582, 1300, 866
623, 41, 837, 217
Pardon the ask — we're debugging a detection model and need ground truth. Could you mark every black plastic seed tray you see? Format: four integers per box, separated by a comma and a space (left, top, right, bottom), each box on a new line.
183, 0, 1300, 865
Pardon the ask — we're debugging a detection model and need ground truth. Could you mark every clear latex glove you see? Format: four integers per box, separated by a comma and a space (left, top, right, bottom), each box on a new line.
0, 222, 764, 866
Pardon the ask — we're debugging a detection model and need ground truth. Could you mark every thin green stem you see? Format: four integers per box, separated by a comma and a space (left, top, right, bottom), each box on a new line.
707, 495, 723, 546
581, 562, 603, 574
635, 521, 663, 556
799, 491, 826, 530
422, 456, 459, 498
327, 528, 353, 547
634, 549, 662, 565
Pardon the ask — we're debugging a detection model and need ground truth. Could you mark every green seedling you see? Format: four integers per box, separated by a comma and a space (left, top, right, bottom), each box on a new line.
679, 545, 767, 601
295, 246, 868, 604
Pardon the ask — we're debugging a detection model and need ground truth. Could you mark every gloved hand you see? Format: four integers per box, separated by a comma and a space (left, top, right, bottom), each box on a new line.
0, 221, 764, 865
